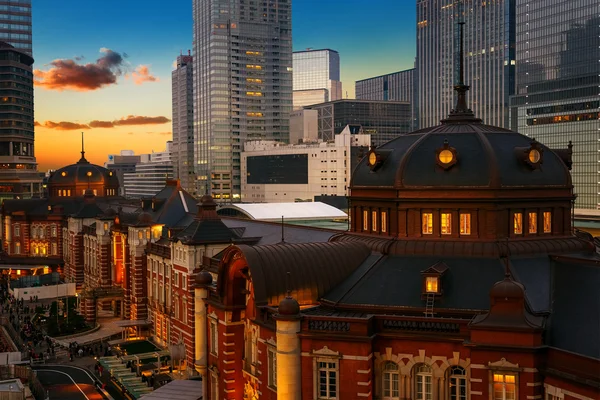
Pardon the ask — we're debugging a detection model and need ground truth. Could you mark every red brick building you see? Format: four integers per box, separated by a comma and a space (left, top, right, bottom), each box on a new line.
194, 83, 600, 400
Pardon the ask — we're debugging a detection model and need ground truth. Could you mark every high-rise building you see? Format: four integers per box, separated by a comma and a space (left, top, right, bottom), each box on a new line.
0, 1, 32, 56
123, 142, 174, 198
0, 42, 40, 200
417, 0, 515, 129
193, 0, 293, 201
305, 99, 411, 146
172, 54, 195, 196
510, 0, 599, 211
104, 150, 141, 196
293, 49, 342, 109
355, 68, 418, 129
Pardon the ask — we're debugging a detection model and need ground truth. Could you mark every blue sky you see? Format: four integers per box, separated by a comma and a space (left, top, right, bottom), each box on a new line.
32, 0, 416, 169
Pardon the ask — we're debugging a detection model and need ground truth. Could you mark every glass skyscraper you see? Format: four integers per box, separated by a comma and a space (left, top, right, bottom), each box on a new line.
355, 68, 417, 130
193, 0, 292, 201
0, 0, 31, 55
417, 0, 515, 129
292, 49, 342, 109
511, 0, 599, 211
172, 54, 195, 195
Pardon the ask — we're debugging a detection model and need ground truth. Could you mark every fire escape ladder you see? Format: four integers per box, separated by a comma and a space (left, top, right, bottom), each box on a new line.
425, 292, 436, 318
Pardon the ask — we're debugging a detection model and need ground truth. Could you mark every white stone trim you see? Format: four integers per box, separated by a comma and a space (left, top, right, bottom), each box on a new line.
470, 378, 483, 383
527, 396, 542, 399
343, 354, 372, 361
489, 358, 519, 369
471, 391, 483, 396
357, 392, 371, 397
357, 369, 371, 374
527, 382, 542, 387
357, 381, 371, 386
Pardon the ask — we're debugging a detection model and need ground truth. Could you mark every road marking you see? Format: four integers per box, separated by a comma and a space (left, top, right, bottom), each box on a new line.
37, 369, 90, 400
40, 364, 114, 400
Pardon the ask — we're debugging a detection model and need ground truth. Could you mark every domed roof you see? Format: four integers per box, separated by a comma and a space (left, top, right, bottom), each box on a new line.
351, 123, 572, 190
490, 277, 525, 300
195, 270, 213, 286
277, 296, 300, 317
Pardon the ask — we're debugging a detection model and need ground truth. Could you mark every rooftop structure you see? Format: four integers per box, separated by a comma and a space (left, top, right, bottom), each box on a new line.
217, 201, 347, 222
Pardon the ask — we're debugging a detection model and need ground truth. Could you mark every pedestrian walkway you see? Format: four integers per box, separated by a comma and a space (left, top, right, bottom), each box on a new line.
52, 316, 123, 347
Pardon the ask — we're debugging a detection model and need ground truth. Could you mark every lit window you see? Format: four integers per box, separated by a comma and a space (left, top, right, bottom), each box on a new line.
460, 213, 471, 235
422, 213, 433, 235
449, 366, 467, 400
543, 212, 551, 233
138, 231, 143, 239
425, 277, 439, 293
438, 149, 454, 164
146, 230, 151, 239
382, 362, 399, 399
104, 222, 109, 231
268, 347, 277, 389
372, 211, 378, 232
441, 213, 452, 235
317, 360, 338, 399
16, 269, 20, 276
414, 364, 432, 400
513, 213, 523, 234
528, 149, 541, 163
381, 212, 387, 233
363, 210, 368, 231
493, 373, 516, 400
528, 212, 537, 234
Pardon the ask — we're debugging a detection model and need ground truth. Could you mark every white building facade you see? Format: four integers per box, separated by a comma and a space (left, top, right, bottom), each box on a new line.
241, 126, 370, 203
123, 142, 174, 198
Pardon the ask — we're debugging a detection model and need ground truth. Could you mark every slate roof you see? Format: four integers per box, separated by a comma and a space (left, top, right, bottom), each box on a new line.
222, 218, 336, 245
237, 241, 371, 307
173, 218, 242, 244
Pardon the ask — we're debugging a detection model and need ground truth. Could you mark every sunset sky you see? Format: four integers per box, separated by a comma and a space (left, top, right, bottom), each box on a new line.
33, 0, 416, 171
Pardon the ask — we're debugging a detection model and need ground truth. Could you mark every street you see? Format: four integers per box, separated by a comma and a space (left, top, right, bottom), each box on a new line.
34, 365, 105, 400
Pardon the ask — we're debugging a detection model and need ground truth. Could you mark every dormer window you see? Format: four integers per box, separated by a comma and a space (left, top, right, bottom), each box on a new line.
421, 262, 448, 295
426, 277, 439, 293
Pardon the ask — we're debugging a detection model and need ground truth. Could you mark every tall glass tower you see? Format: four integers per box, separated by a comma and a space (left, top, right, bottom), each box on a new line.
292, 49, 342, 109
0, 0, 32, 55
192, 0, 293, 201
172, 54, 195, 195
417, 0, 515, 129
511, 0, 599, 211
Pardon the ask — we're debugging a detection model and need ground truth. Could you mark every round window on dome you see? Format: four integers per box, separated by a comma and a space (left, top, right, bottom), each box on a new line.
528, 149, 541, 164
61, 171, 67, 177
86, 171, 92, 177
109, 171, 113, 176
438, 149, 454, 164
368, 152, 377, 166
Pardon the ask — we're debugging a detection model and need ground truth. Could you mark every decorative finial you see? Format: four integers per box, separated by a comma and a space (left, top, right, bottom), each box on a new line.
441, 22, 481, 124
78, 132, 89, 164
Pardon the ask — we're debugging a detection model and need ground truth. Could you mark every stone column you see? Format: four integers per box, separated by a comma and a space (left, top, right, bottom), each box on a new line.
275, 296, 302, 400
194, 271, 212, 400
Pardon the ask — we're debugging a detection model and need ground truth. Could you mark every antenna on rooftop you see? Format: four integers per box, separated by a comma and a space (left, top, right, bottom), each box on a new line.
280, 215, 285, 243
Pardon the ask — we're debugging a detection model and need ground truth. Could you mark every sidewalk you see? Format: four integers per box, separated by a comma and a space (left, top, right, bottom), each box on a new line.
52, 317, 123, 347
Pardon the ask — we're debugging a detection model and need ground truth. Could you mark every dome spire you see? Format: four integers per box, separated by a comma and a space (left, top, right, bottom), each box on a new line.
442, 22, 482, 124
78, 131, 89, 164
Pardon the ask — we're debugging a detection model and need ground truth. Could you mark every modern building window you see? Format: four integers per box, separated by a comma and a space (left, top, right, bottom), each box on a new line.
414, 364, 432, 400
372, 211, 378, 232
422, 213, 433, 235
268, 347, 277, 389
460, 213, 471, 235
543, 211, 551, 233
317, 360, 338, 399
382, 361, 399, 399
381, 211, 388, 233
425, 277, 439, 293
13, 224, 19, 237
363, 210, 368, 231
441, 213, 452, 235
449, 366, 467, 400
528, 212, 537, 234
513, 213, 523, 234
14, 242, 20, 255
493, 373, 516, 400
209, 320, 218, 355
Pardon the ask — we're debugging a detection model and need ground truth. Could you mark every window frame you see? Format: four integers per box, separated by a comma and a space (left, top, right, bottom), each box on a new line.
528, 212, 538, 234
449, 366, 467, 400
267, 346, 277, 389
441, 212, 452, 235
363, 209, 368, 231
382, 361, 399, 399
14, 242, 20, 255
372, 210, 378, 232
13, 224, 19, 237
209, 319, 218, 356
492, 373, 517, 400
315, 358, 339, 400
542, 211, 551, 233
425, 276, 439, 294
381, 211, 388, 233
459, 213, 471, 235
513, 213, 523, 235
422, 213, 433, 235
414, 364, 433, 400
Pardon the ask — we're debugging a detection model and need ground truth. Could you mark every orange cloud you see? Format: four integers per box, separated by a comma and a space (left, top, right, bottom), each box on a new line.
37, 121, 91, 130
34, 48, 126, 92
129, 65, 158, 85
114, 115, 170, 126
89, 120, 115, 128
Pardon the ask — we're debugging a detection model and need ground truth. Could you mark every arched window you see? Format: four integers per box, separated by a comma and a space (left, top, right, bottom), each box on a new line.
382, 361, 399, 399
449, 366, 467, 400
414, 364, 432, 400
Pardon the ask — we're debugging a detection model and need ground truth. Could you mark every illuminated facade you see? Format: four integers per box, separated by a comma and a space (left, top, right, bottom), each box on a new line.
416, 0, 515, 129
510, 0, 599, 211
192, 0, 293, 201
292, 49, 342, 109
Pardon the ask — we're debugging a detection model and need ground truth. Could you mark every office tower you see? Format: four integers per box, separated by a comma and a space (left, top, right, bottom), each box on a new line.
355, 68, 418, 129
293, 49, 342, 109
172, 54, 195, 195
511, 0, 599, 211
417, 0, 515, 129
104, 150, 141, 196
193, 0, 293, 201
305, 99, 411, 146
123, 142, 174, 198
0, 42, 40, 200
0, 1, 32, 56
